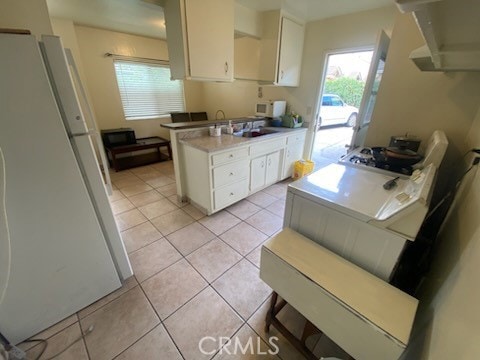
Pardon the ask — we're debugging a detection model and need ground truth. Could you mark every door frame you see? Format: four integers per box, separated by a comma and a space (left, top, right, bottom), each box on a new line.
350, 30, 390, 150
305, 45, 374, 161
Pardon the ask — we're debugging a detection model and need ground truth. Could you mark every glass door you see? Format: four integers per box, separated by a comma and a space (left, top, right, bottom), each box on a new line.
350, 30, 390, 149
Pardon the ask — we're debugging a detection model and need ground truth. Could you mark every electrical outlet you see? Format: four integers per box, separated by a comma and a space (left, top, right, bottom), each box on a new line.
257, 87, 263, 98
8, 345, 26, 360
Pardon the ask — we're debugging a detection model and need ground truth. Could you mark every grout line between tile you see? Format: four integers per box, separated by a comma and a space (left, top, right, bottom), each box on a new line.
136, 256, 184, 285
112, 163, 294, 359
139, 261, 210, 321
77, 283, 139, 321
136, 285, 186, 360
69, 321, 92, 360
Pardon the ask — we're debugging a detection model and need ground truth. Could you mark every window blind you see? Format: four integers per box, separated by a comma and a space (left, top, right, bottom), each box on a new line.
113, 60, 185, 120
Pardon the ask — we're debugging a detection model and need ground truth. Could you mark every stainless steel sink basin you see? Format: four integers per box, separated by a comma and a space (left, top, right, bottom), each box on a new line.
242, 128, 278, 138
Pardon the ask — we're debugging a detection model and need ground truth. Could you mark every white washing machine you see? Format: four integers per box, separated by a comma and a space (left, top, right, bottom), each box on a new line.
284, 162, 436, 280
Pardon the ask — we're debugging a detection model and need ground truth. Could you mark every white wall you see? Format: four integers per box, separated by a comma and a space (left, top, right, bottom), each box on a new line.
53, 24, 204, 140
291, 5, 397, 123
202, 6, 397, 128
365, 13, 480, 200
366, 13, 480, 156
50, 18, 88, 86
0, 0, 53, 38
234, 3, 262, 38
367, 15, 480, 358
401, 106, 480, 359
201, 81, 289, 120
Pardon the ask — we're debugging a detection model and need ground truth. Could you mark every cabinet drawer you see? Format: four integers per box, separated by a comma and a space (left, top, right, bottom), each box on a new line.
287, 132, 306, 145
211, 147, 249, 166
212, 159, 249, 188
250, 137, 286, 156
214, 179, 249, 210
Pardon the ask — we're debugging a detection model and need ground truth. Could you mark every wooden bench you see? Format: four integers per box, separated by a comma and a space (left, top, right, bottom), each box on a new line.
105, 136, 172, 172
260, 228, 418, 360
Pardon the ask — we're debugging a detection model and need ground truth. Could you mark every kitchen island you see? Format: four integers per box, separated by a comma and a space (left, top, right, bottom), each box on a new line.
162, 120, 306, 215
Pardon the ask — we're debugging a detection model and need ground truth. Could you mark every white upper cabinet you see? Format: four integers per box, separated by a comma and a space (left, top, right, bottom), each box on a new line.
259, 11, 305, 86
164, 0, 234, 81
277, 17, 304, 86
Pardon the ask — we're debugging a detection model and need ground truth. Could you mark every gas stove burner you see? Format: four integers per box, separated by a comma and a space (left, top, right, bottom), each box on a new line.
344, 149, 413, 176
349, 155, 375, 166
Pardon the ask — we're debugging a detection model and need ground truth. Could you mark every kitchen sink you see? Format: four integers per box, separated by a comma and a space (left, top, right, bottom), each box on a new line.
241, 128, 279, 137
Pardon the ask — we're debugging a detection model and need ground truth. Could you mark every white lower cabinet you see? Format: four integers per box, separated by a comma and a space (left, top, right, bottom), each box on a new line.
250, 156, 266, 192
266, 151, 281, 185
250, 150, 281, 192
283, 132, 306, 178
182, 129, 306, 214
214, 179, 249, 210
182, 144, 250, 215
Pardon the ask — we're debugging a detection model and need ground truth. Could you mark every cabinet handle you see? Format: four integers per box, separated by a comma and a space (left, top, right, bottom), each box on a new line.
229, 154, 233, 158
229, 172, 234, 176
280, 70, 284, 79
225, 61, 229, 75
261, 161, 265, 168
268, 158, 272, 166
230, 192, 234, 196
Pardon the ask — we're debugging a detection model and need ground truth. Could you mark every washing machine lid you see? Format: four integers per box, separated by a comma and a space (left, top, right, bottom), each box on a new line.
288, 163, 436, 224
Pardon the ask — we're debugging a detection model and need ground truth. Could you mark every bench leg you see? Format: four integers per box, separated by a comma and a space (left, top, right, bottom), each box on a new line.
265, 291, 278, 333
110, 153, 119, 172
301, 319, 322, 345
264, 292, 324, 360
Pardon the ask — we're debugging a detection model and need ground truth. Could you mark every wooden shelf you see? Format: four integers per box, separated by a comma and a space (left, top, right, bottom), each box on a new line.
397, 0, 480, 71
112, 152, 170, 171
105, 136, 172, 171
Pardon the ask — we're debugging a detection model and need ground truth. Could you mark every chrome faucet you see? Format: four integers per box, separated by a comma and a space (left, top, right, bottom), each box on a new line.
215, 109, 226, 120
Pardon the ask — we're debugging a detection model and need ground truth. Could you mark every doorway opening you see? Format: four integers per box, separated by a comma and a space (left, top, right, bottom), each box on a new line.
311, 50, 373, 167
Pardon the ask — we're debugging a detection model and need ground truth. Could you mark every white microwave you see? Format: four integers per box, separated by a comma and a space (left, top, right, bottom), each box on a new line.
255, 100, 286, 118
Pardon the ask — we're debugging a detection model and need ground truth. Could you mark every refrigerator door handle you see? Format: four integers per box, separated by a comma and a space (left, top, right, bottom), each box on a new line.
64, 49, 113, 194
70, 130, 113, 195
70, 130, 97, 138
92, 132, 113, 195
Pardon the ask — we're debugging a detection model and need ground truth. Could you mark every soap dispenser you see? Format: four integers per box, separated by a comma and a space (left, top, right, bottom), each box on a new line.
226, 120, 233, 134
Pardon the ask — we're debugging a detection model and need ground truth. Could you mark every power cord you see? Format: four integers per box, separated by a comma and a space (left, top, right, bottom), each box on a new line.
425, 148, 480, 220
23, 325, 94, 360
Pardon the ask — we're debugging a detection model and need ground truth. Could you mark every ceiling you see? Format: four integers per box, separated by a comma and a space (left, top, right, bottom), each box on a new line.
46, 0, 394, 39
47, 0, 167, 39
236, 0, 393, 21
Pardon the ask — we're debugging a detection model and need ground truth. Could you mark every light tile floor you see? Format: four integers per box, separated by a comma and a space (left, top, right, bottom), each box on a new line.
22, 160, 350, 360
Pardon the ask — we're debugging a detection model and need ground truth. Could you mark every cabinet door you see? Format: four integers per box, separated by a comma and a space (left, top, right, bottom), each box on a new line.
250, 156, 266, 192
185, 0, 234, 81
266, 151, 281, 185
283, 143, 303, 179
277, 17, 304, 86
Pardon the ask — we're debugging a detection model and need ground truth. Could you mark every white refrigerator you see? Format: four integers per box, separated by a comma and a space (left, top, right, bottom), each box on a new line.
0, 33, 133, 344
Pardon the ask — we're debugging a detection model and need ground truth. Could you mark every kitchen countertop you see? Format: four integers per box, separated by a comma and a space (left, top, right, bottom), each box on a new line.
180, 127, 307, 153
